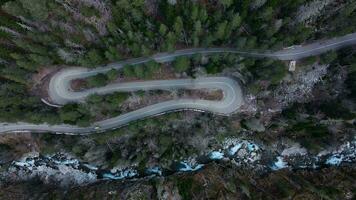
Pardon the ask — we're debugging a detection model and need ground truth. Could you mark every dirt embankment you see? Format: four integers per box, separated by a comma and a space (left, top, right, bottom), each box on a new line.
30, 66, 62, 105
0, 133, 39, 163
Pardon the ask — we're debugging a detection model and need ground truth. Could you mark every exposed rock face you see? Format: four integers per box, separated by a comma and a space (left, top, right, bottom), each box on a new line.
274, 64, 328, 107
281, 143, 308, 157
83, 146, 107, 166
250, 0, 267, 10
0, 133, 39, 163
295, 0, 334, 24
243, 118, 265, 132
1, 153, 98, 188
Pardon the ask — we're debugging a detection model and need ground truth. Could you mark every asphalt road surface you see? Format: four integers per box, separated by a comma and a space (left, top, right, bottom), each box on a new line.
1, 33, 356, 134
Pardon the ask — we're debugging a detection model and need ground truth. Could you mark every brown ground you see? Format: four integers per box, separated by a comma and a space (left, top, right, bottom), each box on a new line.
30, 66, 62, 104
181, 89, 223, 101
0, 133, 39, 162
71, 79, 88, 91
120, 89, 223, 115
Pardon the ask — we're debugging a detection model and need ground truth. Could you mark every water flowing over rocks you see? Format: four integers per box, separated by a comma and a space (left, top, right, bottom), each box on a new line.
1, 136, 354, 188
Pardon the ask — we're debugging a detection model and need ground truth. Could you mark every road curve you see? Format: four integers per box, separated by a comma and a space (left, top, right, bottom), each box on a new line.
0, 77, 242, 134
1, 33, 356, 134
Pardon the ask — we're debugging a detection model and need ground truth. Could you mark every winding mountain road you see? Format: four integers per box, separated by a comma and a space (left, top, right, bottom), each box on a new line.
1, 33, 356, 134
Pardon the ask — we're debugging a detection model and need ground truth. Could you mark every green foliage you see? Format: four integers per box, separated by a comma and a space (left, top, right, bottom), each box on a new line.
0, 80, 61, 123
302, 56, 318, 65
59, 104, 91, 126
247, 83, 261, 95
145, 60, 160, 74
165, 32, 176, 51
215, 21, 228, 40
288, 121, 330, 152
173, 16, 183, 35
86, 92, 129, 119
260, 7, 274, 21
104, 46, 121, 61
284, 99, 355, 121
159, 24, 168, 36
176, 177, 193, 200
175, 177, 203, 200
3, 0, 49, 21
59, 104, 81, 123
133, 64, 145, 78
87, 73, 108, 88
2, 1, 24, 17
72, 145, 87, 157
90, 129, 125, 145
1, 66, 29, 84
15, 59, 38, 71
245, 36, 257, 49
248, 59, 287, 84
282, 103, 300, 119
106, 92, 129, 105
173, 57, 190, 73
0, 0, 354, 127
87, 94, 103, 104
79, 50, 105, 67
29, 54, 53, 66
21, 0, 49, 20
319, 101, 355, 120
345, 71, 356, 100
230, 13, 241, 29
203, 54, 241, 74
122, 65, 135, 77
205, 63, 220, 74
112, 61, 160, 80
107, 69, 119, 81
220, 0, 233, 8
236, 37, 247, 48
320, 51, 338, 64
80, 5, 100, 17
343, 1, 356, 16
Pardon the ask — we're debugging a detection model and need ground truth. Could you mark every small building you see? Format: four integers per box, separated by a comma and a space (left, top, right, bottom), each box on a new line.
289, 60, 296, 72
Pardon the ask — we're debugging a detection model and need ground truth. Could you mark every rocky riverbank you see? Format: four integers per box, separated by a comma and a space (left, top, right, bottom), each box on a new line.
1, 136, 354, 189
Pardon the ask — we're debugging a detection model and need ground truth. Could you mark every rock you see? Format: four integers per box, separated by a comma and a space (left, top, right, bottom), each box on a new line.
281, 143, 308, 156
250, 0, 267, 10
201, 55, 209, 64
156, 180, 182, 200
237, 149, 248, 157
244, 118, 265, 132
167, 0, 177, 5
83, 146, 107, 166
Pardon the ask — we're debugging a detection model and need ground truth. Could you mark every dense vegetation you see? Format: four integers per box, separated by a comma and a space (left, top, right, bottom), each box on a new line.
0, 0, 355, 125
0, 1, 355, 196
